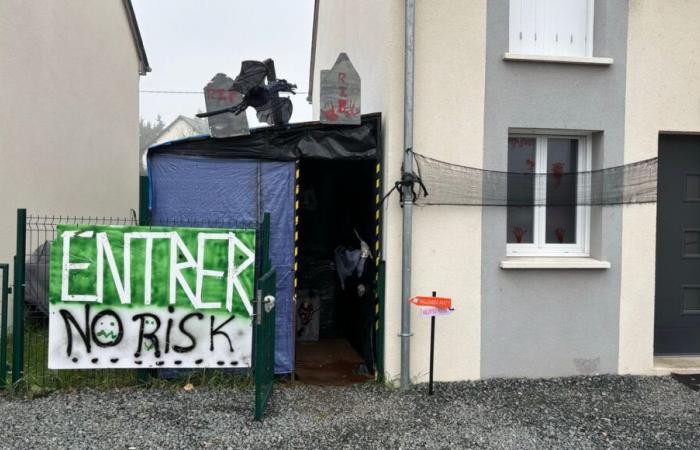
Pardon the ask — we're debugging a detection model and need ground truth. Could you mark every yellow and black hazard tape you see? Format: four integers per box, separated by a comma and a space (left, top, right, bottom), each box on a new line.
293, 162, 300, 290
374, 161, 382, 331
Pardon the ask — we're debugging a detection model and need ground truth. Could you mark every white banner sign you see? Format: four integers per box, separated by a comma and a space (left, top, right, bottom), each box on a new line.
48, 225, 256, 369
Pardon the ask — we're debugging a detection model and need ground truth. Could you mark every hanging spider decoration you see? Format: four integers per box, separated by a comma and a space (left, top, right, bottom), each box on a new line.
197, 59, 296, 126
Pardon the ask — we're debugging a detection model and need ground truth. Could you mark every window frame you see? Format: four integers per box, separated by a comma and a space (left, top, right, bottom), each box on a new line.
508, 0, 595, 58
506, 133, 592, 257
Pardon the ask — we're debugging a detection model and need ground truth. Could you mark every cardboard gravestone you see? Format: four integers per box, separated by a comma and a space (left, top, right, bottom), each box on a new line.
320, 53, 361, 125
204, 73, 250, 137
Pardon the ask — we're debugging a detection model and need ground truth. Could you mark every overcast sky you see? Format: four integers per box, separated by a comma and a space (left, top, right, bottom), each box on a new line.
133, 0, 314, 126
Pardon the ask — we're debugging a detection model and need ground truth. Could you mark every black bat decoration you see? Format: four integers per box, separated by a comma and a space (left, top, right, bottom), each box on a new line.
197, 59, 296, 126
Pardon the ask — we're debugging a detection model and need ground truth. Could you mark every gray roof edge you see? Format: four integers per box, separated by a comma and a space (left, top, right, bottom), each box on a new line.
180, 115, 209, 134
306, 0, 320, 104
122, 0, 151, 75
151, 116, 209, 146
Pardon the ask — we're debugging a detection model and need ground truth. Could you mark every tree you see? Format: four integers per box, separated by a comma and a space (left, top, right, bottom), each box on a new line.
139, 116, 166, 151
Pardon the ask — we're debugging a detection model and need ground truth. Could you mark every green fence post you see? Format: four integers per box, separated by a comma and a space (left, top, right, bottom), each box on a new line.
0, 263, 9, 389
254, 214, 275, 421
12, 209, 26, 385
137, 176, 150, 385
261, 213, 271, 273
139, 175, 150, 227
375, 261, 386, 382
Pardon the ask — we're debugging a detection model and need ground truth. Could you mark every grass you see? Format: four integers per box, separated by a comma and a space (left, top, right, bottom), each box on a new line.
144, 369, 254, 392
2, 320, 137, 396
1, 319, 254, 396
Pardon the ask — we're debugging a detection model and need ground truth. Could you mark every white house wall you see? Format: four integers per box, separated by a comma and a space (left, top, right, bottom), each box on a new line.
312, 0, 395, 122
618, 0, 700, 374
0, 0, 141, 279
314, 0, 700, 381
410, 1, 486, 382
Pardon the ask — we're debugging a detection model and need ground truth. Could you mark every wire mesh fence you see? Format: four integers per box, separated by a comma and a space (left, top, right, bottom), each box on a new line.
20, 215, 139, 388
13, 213, 260, 389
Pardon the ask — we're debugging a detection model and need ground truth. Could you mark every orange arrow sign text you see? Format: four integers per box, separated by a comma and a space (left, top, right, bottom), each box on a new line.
409, 296, 452, 309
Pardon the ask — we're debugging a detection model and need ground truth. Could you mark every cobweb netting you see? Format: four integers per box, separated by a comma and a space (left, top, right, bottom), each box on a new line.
413, 152, 658, 206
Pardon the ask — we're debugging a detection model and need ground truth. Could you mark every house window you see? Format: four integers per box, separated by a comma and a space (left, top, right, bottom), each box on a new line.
506, 135, 591, 256
509, 0, 594, 57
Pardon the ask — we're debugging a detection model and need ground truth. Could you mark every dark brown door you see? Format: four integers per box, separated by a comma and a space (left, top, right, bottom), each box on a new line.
655, 135, 700, 354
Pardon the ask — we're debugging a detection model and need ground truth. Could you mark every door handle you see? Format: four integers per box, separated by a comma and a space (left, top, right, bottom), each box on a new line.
263, 295, 276, 313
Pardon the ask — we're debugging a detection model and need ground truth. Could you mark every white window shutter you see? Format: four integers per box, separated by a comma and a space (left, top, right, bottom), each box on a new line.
510, 0, 541, 55
542, 0, 590, 57
509, 0, 593, 57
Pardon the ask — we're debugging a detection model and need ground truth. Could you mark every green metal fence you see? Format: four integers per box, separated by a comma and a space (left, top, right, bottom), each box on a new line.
7, 209, 266, 391
10, 210, 139, 388
254, 213, 276, 421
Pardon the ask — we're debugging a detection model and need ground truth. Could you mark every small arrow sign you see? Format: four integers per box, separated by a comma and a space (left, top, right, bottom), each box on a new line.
409, 296, 452, 309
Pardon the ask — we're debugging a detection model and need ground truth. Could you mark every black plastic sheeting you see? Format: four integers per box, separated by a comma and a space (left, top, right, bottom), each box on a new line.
148, 113, 381, 161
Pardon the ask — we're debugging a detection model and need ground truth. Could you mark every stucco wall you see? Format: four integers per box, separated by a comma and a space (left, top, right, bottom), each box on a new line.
407, 0, 487, 382
312, 1, 395, 122
480, 0, 629, 378
409, 0, 486, 382
0, 1, 141, 281
619, 0, 700, 374
313, 0, 486, 382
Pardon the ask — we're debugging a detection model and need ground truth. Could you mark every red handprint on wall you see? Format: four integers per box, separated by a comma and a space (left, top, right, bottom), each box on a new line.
512, 226, 528, 243
551, 162, 565, 187
526, 158, 535, 172
554, 227, 566, 243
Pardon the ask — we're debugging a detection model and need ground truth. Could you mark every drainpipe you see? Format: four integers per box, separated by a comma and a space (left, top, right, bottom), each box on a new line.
400, 0, 416, 390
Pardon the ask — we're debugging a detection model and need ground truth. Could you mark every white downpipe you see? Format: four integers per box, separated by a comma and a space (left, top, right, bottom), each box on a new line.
400, 0, 416, 390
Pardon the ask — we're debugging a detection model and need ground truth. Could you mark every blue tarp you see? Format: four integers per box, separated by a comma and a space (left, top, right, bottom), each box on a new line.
148, 154, 295, 373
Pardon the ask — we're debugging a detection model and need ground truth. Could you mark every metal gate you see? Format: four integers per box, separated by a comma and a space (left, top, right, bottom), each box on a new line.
254, 213, 276, 421
255, 268, 276, 420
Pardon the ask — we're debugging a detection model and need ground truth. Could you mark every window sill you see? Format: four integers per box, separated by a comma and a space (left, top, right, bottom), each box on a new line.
500, 257, 611, 270
503, 53, 614, 66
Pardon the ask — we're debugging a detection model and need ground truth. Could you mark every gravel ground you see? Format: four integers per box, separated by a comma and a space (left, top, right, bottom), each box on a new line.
1, 375, 699, 449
